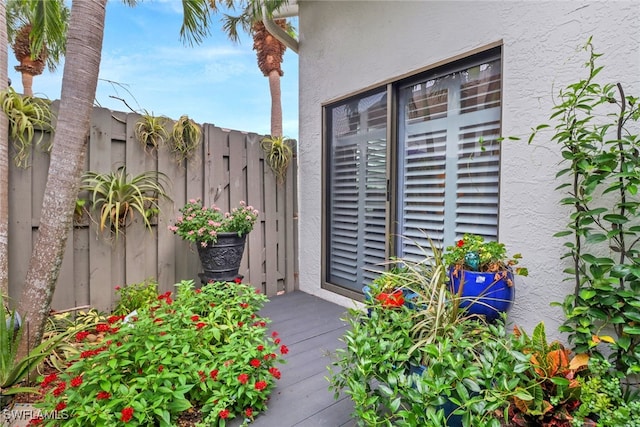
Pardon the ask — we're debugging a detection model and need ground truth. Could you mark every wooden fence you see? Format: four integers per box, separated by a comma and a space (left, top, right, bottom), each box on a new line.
7, 106, 298, 312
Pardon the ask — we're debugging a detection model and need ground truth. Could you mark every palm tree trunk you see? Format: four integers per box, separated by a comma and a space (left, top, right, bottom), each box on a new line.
0, 1, 9, 298
268, 70, 282, 137
17, 0, 107, 356
20, 72, 34, 97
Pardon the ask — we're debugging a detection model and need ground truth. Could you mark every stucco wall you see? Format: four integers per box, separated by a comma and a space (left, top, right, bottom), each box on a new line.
296, 1, 640, 333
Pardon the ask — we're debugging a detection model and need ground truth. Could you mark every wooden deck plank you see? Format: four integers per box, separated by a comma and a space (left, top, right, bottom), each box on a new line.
238, 291, 355, 427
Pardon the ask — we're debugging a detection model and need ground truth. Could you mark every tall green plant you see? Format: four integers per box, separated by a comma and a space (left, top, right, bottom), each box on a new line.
1, 294, 72, 396
81, 167, 171, 240
529, 38, 640, 384
0, 87, 53, 167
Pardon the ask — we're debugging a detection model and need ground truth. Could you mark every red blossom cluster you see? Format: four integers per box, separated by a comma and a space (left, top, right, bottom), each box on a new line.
121, 407, 134, 422
157, 291, 173, 304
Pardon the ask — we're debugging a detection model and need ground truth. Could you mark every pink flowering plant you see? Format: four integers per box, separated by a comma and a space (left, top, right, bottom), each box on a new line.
34, 280, 286, 426
169, 198, 259, 246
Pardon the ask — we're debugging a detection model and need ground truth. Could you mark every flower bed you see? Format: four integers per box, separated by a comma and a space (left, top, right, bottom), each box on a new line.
32, 280, 286, 426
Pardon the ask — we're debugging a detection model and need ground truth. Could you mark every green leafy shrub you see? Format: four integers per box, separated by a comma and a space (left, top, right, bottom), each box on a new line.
572, 358, 640, 427
35, 280, 287, 426
529, 38, 640, 385
112, 279, 159, 316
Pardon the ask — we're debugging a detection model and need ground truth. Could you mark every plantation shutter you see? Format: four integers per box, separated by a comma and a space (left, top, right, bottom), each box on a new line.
327, 92, 388, 292
398, 56, 502, 260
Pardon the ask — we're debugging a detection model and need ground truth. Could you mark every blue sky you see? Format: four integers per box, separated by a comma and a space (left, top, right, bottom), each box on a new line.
7, 1, 299, 139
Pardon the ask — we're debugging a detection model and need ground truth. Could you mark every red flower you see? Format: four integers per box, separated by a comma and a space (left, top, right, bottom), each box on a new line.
115, 285, 121, 291
55, 401, 67, 411
257, 345, 264, 351
196, 322, 206, 330
239, 302, 249, 309
80, 350, 96, 359
96, 323, 110, 333
96, 391, 111, 400
121, 407, 134, 422
234, 277, 242, 284
153, 318, 163, 324
158, 365, 164, 372
269, 367, 281, 379
457, 239, 464, 247
271, 331, 279, 338
274, 338, 281, 345
70, 376, 83, 387
219, 409, 230, 419
280, 345, 289, 355
27, 418, 43, 425
198, 371, 206, 382
52, 382, 66, 396
195, 289, 202, 294
255, 380, 267, 391
210, 369, 219, 380
190, 315, 200, 321
75, 331, 89, 342
245, 408, 253, 418
250, 358, 261, 368
238, 321, 244, 327
40, 373, 57, 388
238, 373, 249, 384
107, 315, 123, 324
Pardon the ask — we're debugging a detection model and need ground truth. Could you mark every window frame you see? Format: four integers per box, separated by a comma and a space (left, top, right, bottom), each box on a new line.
321, 42, 504, 299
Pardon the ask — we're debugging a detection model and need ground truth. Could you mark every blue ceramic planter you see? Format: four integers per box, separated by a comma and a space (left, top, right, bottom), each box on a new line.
448, 268, 515, 321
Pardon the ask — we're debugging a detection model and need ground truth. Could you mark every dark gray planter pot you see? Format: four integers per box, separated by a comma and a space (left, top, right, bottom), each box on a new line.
197, 232, 247, 284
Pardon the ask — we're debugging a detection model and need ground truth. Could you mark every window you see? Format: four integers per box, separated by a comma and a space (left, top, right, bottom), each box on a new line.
324, 48, 502, 294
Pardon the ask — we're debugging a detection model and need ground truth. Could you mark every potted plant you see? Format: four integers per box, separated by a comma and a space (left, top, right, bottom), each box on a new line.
260, 135, 295, 185
363, 266, 413, 308
0, 86, 53, 168
329, 250, 527, 426
81, 167, 171, 240
134, 111, 169, 155
169, 198, 259, 283
443, 234, 528, 320
169, 114, 201, 163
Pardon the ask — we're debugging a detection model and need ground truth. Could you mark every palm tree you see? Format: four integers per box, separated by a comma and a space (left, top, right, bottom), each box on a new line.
6, 0, 69, 96
213, 0, 291, 137
16, 0, 215, 355
0, 1, 10, 299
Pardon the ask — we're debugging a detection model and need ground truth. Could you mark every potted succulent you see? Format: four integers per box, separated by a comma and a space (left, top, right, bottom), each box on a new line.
169, 198, 259, 283
443, 234, 527, 320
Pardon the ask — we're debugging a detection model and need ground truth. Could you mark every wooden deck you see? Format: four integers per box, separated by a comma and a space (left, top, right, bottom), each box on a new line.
245, 291, 356, 427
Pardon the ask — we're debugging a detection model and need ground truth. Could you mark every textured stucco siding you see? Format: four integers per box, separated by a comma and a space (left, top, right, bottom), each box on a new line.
296, 1, 640, 333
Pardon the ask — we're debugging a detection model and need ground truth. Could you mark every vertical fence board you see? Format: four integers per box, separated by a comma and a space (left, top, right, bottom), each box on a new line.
8, 107, 297, 307
88, 108, 115, 312
246, 133, 263, 290
263, 159, 278, 296
157, 118, 176, 293
7, 151, 33, 305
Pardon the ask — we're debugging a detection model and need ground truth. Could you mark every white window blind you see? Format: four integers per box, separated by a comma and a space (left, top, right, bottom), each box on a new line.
398, 57, 502, 260
327, 92, 387, 292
